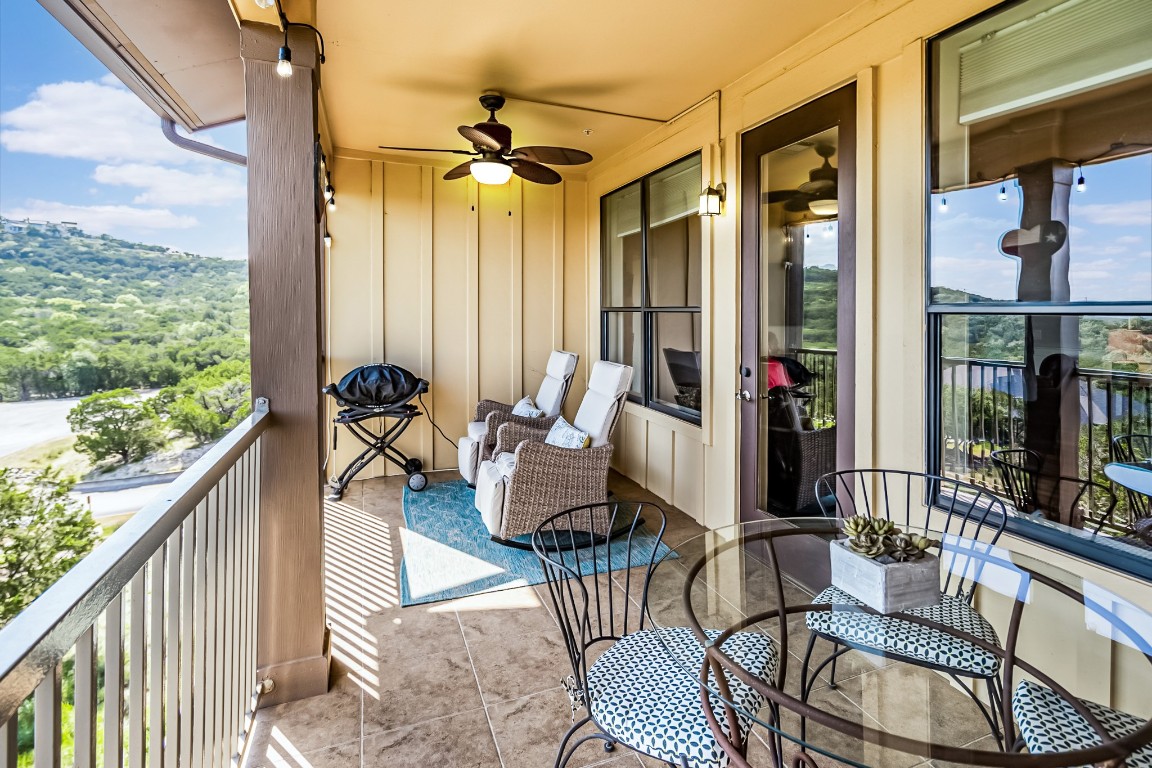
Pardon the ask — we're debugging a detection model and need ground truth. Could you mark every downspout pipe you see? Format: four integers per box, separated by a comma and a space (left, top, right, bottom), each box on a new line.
161, 117, 247, 166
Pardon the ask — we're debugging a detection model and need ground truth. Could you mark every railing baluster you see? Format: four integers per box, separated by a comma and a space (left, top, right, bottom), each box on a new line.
34, 664, 61, 768
105, 593, 124, 768
180, 511, 198, 768
216, 472, 231, 768
204, 482, 221, 768
191, 494, 209, 768
165, 528, 181, 768
149, 549, 165, 766
128, 569, 146, 768
74, 626, 97, 768
1, 712, 16, 768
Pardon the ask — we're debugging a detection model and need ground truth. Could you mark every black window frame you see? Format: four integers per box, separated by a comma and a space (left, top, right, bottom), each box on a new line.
600, 151, 703, 426
924, 0, 1152, 580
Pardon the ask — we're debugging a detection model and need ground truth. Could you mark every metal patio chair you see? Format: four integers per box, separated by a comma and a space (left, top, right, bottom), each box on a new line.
532, 501, 779, 768
801, 469, 1010, 747
990, 448, 1118, 534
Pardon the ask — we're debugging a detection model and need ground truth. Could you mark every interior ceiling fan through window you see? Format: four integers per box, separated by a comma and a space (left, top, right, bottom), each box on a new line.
764, 142, 839, 216
378, 94, 592, 185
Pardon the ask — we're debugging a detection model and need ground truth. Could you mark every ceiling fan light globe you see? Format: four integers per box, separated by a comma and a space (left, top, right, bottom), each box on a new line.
470, 160, 512, 185
808, 198, 839, 217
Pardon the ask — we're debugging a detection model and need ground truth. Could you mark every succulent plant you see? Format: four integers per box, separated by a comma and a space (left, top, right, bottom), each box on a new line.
843, 514, 873, 538
841, 515, 940, 561
846, 531, 888, 558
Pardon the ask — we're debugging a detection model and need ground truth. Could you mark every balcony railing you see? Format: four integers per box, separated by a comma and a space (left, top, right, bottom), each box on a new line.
792, 347, 837, 425
941, 357, 1152, 528
0, 399, 270, 768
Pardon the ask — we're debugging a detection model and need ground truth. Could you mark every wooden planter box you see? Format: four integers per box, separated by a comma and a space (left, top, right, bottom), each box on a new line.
829, 539, 941, 614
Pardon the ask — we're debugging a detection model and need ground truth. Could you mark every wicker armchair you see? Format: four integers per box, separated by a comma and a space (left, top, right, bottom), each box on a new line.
474, 360, 633, 544
457, 350, 578, 485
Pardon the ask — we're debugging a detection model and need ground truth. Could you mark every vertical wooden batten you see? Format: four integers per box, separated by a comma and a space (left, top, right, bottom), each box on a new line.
240, 21, 329, 707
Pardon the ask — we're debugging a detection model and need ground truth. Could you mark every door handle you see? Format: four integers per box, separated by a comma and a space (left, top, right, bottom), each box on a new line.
736, 390, 752, 401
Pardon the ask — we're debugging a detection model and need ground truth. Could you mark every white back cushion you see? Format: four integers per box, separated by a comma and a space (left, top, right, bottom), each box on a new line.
573, 361, 633, 446
535, 350, 579, 417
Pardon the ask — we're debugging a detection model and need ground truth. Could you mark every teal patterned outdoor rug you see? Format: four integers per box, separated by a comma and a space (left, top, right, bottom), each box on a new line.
399, 479, 673, 606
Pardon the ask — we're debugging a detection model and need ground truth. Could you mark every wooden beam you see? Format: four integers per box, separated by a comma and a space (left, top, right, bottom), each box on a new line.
240, 21, 329, 707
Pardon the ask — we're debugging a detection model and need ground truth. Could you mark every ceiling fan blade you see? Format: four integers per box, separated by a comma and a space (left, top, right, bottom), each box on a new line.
797, 178, 835, 195
783, 196, 813, 213
512, 146, 593, 165
379, 145, 477, 156
458, 125, 503, 152
443, 161, 473, 180
511, 159, 562, 185
763, 189, 800, 204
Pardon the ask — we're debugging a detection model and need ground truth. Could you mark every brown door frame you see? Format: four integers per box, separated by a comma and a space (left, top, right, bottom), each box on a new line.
738, 84, 857, 522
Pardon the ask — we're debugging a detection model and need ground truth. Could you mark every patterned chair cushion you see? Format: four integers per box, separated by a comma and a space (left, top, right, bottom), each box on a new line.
1012, 680, 1152, 767
587, 627, 778, 768
806, 585, 1001, 677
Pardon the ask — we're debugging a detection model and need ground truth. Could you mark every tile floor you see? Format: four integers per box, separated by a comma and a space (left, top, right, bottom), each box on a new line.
242, 471, 991, 768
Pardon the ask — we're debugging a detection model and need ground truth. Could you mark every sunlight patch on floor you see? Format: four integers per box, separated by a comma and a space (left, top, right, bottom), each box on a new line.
427, 582, 541, 613
398, 527, 508, 599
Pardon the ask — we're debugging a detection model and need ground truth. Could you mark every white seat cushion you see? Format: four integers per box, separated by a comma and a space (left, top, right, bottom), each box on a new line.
806, 585, 1001, 677
474, 459, 506, 536
536, 351, 579, 417
573, 361, 633, 447
588, 627, 778, 768
466, 420, 487, 440
1013, 680, 1152, 767
457, 436, 479, 484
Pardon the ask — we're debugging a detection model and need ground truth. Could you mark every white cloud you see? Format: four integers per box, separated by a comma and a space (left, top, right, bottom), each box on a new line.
1117, 236, 1143, 245
2, 200, 197, 233
1072, 200, 1152, 227
93, 163, 245, 206
0, 80, 199, 165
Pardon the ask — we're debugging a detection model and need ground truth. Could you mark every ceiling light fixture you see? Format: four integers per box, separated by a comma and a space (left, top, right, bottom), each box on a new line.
699, 183, 725, 216
254, 0, 275, 7
470, 160, 513, 185
807, 198, 838, 217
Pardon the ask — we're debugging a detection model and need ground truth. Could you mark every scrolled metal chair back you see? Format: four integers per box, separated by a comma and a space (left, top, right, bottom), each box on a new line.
531, 501, 668, 712
815, 469, 1008, 601
1112, 434, 1152, 522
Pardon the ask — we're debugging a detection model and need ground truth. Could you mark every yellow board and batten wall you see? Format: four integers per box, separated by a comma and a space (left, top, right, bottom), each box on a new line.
584, 0, 1151, 714
324, 155, 588, 478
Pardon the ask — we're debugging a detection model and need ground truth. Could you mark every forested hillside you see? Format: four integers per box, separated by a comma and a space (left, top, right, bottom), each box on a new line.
0, 228, 248, 400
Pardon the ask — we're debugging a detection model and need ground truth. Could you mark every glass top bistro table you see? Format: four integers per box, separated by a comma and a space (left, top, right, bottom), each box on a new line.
645, 517, 1152, 767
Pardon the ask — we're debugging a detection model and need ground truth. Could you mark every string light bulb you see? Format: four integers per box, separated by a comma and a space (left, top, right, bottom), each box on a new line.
939, 196, 948, 212
998, 185, 1007, 202
323, 231, 332, 248
276, 43, 292, 78
327, 195, 336, 212
1076, 166, 1086, 193
323, 183, 334, 201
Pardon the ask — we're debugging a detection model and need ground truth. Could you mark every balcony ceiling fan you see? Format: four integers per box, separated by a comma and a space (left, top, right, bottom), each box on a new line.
378, 94, 592, 185
763, 143, 839, 214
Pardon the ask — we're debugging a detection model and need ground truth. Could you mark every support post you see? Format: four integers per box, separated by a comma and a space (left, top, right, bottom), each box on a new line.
241, 21, 329, 706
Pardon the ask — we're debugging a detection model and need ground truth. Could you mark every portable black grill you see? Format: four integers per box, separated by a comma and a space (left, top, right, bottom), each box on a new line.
323, 364, 430, 500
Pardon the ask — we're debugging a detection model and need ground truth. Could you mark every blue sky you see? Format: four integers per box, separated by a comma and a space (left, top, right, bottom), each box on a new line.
0, 0, 248, 259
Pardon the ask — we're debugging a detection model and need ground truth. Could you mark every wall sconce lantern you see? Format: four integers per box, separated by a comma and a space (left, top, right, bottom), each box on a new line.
699, 183, 725, 216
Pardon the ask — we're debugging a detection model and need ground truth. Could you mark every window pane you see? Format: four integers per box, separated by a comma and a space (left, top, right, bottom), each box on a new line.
603, 311, 642, 398
938, 313, 1152, 557
601, 182, 642, 308
653, 312, 701, 418
647, 155, 703, 308
928, 0, 1152, 305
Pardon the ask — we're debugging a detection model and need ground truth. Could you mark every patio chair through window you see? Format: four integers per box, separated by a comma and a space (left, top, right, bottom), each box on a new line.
1112, 434, 1152, 533
990, 448, 1118, 534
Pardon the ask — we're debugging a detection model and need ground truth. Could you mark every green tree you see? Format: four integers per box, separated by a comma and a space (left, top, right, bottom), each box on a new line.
158, 360, 251, 443
67, 389, 163, 464
0, 469, 99, 625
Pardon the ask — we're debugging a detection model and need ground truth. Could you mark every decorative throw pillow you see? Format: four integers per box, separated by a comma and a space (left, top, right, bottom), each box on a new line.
511, 396, 544, 418
544, 416, 590, 449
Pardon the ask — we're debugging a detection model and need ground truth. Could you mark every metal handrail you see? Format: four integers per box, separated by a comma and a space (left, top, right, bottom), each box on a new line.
0, 398, 271, 720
